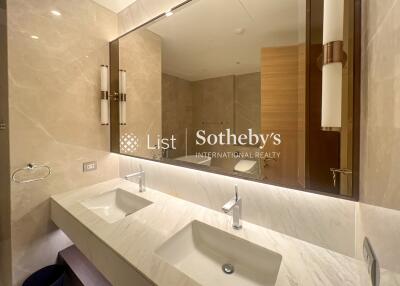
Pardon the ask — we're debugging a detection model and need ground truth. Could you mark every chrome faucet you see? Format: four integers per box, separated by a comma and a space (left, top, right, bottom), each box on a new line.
222, 185, 242, 230
125, 168, 146, 192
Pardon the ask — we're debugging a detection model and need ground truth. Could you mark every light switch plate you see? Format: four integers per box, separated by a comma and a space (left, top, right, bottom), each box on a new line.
363, 237, 380, 286
83, 161, 97, 172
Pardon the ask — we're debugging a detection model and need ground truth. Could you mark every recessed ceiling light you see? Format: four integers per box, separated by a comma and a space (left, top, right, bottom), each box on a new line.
51, 10, 62, 16
165, 10, 173, 17
30, 35, 39, 40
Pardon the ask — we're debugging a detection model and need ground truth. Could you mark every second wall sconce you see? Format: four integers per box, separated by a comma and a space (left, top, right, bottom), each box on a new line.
100, 65, 109, 125
119, 69, 127, 125
321, 0, 345, 132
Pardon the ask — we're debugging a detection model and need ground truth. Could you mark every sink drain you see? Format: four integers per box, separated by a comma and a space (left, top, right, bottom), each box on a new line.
222, 263, 235, 275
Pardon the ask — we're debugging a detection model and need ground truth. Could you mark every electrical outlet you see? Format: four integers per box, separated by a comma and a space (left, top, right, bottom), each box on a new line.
363, 237, 380, 286
0, 120, 6, 130
83, 161, 97, 172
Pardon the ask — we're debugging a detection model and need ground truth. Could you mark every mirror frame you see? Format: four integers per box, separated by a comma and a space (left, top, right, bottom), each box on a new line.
109, 0, 361, 201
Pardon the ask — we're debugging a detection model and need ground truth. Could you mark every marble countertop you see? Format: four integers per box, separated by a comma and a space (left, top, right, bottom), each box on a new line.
50, 178, 396, 286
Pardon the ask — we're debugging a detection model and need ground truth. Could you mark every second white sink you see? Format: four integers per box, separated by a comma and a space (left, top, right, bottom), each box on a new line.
155, 220, 282, 286
80, 188, 152, 223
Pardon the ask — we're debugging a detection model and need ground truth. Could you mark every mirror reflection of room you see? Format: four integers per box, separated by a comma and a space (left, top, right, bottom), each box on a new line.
115, 0, 355, 197
119, 0, 307, 187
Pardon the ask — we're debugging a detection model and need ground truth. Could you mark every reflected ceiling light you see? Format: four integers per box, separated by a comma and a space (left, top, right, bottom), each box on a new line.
321, 0, 345, 132
30, 35, 39, 40
50, 10, 62, 16
165, 10, 173, 17
234, 28, 245, 35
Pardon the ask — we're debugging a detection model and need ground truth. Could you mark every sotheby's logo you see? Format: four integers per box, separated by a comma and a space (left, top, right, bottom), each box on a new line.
196, 129, 281, 149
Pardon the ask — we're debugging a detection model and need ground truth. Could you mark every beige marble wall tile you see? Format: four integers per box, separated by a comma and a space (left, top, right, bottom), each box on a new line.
360, 0, 400, 210
355, 203, 400, 273
119, 29, 162, 159
192, 75, 235, 169
355, 0, 400, 275
7, 0, 119, 284
362, 0, 398, 47
192, 75, 235, 135
162, 73, 194, 158
235, 73, 261, 135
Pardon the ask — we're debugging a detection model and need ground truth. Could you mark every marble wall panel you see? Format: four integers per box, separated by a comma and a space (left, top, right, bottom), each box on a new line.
360, 0, 400, 211
119, 29, 162, 159
235, 73, 261, 135
7, 0, 119, 284
355, 203, 400, 274
355, 0, 400, 275
162, 74, 194, 158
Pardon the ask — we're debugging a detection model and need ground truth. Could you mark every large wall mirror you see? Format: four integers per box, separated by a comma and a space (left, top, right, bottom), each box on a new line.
109, 0, 361, 200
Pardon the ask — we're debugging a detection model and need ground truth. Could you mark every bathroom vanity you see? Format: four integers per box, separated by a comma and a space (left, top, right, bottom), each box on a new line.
48, 2, 398, 285
51, 179, 381, 286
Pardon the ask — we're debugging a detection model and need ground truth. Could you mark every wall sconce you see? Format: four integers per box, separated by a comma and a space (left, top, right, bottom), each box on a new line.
321, 0, 345, 132
119, 69, 127, 125
100, 65, 109, 125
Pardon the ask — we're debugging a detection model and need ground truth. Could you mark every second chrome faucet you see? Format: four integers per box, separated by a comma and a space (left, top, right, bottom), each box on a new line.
125, 166, 146, 192
222, 185, 242, 230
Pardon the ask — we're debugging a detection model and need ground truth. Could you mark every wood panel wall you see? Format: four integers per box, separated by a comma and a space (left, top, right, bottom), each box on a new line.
261, 45, 305, 189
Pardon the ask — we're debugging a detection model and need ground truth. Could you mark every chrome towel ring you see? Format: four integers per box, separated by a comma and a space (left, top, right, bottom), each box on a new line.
12, 163, 51, 184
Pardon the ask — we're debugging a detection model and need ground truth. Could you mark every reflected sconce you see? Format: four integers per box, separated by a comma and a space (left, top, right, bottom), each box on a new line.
100, 65, 109, 125
321, 0, 345, 132
119, 69, 127, 125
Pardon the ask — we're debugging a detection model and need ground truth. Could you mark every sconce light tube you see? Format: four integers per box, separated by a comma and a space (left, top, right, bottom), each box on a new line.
120, 95, 127, 126
121, 70, 127, 94
100, 65, 108, 92
321, 0, 344, 131
119, 70, 127, 125
100, 65, 109, 125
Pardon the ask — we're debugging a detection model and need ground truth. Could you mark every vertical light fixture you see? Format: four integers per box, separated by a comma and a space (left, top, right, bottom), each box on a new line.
119, 69, 127, 125
100, 65, 109, 125
321, 0, 345, 131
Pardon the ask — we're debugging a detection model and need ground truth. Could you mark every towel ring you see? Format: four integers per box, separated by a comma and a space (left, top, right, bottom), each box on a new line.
12, 163, 51, 184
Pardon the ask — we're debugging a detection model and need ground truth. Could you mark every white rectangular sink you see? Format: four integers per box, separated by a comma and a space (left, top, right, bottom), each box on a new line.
155, 221, 282, 286
80, 188, 152, 223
